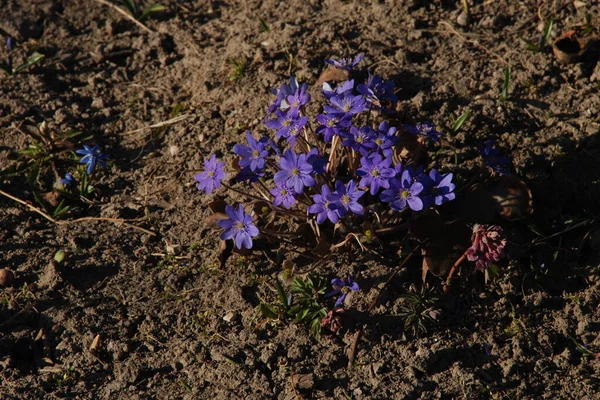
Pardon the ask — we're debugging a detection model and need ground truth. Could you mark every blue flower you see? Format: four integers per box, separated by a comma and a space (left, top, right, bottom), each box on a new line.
76, 145, 109, 175
267, 76, 298, 116
478, 140, 511, 174
316, 113, 352, 142
380, 170, 424, 211
357, 73, 397, 109
374, 121, 400, 158
327, 180, 364, 217
341, 126, 377, 157
422, 169, 456, 206
233, 131, 268, 172
325, 276, 360, 307
217, 204, 259, 249
284, 82, 311, 117
306, 148, 328, 174
6, 36, 14, 51
403, 122, 443, 143
324, 54, 364, 71
60, 173, 76, 187
270, 183, 297, 209
274, 149, 315, 193
356, 154, 395, 195
194, 154, 226, 194
308, 184, 340, 224
322, 79, 355, 101
325, 93, 366, 119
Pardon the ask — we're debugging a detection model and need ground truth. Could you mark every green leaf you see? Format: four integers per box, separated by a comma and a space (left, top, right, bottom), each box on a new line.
27, 162, 41, 187
259, 17, 270, 33
275, 280, 289, 309
121, 0, 138, 17
54, 250, 66, 263
540, 17, 554, 49
451, 108, 471, 133
139, 4, 166, 22
14, 53, 44, 74
259, 303, 278, 319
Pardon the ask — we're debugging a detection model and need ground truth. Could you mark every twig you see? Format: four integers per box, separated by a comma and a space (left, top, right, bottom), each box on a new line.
437, 21, 509, 66
347, 244, 421, 369
121, 114, 190, 136
527, 219, 594, 247
93, 0, 153, 34
0, 188, 156, 236
444, 249, 469, 288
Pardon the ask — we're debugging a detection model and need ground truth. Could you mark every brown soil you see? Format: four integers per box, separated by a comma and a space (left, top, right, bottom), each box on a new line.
1, 1, 600, 399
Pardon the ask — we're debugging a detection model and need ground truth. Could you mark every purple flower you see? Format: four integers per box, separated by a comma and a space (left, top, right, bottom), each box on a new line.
479, 140, 511, 174
357, 73, 397, 108
270, 183, 297, 209
342, 126, 377, 157
403, 122, 443, 143
265, 110, 294, 137
217, 204, 259, 249
327, 180, 364, 217
325, 276, 360, 307
285, 82, 311, 117
380, 170, 424, 211
308, 184, 340, 224
195, 154, 226, 194
306, 148, 328, 175
356, 154, 395, 195
233, 131, 268, 172
316, 113, 352, 142
76, 145, 109, 175
6, 36, 14, 51
422, 169, 456, 206
466, 224, 506, 271
322, 79, 355, 101
374, 121, 399, 158
324, 93, 366, 118
60, 173, 76, 187
274, 149, 315, 193
324, 54, 364, 70
267, 76, 298, 116
235, 166, 264, 183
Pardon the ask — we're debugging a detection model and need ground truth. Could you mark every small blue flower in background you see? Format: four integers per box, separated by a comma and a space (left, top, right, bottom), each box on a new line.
217, 204, 259, 249
233, 131, 268, 172
357, 73, 398, 107
60, 173, 76, 187
403, 122, 443, 143
342, 126, 377, 157
478, 140, 511, 174
267, 76, 298, 116
6, 36, 14, 51
195, 154, 226, 194
374, 121, 399, 158
76, 145, 109, 175
316, 112, 351, 142
325, 93, 367, 119
326, 276, 360, 307
322, 79, 355, 101
324, 54, 364, 71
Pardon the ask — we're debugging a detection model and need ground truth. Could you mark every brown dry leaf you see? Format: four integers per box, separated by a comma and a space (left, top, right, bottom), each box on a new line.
421, 220, 471, 277
553, 29, 588, 64
90, 334, 101, 351
312, 236, 331, 258
219, 239, 233, 268
394, 130, 428, 167
489, 175, 533, 221
202, 212, 227, 229
41, 192, 60, 207
316, 66, 349, 85
207, 199, 227, 214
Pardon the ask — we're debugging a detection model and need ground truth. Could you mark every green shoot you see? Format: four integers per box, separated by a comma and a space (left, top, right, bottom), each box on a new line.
1, 53, 45, 77
398, 285, 438, 337
520, 17, 554, 52
228, 57, 248, 81
451, 108, 472, 133
499, 66, 511, 103
121, 0, 165, 23
259, 17, 271, 33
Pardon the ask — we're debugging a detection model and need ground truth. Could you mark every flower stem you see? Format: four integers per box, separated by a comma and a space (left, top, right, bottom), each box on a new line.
444, 249, 469, 288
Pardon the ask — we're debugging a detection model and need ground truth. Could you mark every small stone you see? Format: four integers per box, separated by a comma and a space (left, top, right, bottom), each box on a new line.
0, 268, 14, 287
456, 11, 471, 27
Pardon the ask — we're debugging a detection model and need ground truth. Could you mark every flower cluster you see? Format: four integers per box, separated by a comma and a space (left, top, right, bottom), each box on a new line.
195, 56, 457, 251
466, 224, 507, 270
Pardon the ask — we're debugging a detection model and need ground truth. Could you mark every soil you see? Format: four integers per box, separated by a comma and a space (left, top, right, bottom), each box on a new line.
1, 0, 600, 399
